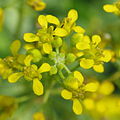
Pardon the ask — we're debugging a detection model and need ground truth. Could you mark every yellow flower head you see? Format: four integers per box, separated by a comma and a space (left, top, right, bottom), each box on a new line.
62, 9, 85, 34
75, 34, 112, 72
61, 71, 98, 115
8, 63, 51, 96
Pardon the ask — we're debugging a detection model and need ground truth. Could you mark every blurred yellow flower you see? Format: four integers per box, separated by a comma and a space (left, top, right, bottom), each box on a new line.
103, 1, 120, 16
33, 112, 45, 120
27, 0, 46, 11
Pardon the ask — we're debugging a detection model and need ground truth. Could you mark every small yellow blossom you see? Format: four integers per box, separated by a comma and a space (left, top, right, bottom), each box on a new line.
75, 34, 112, 72
62, 9, 85, 34
61, 71, 98, 115
8, 63, 51, 96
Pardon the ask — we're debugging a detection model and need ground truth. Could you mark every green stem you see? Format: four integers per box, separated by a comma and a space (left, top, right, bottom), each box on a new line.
59, 70, 65, 79
63, 64, 71, 74
56, 47, 59, 54
16, 96, 30, 103
43, 80, 56, 103
14, 0, 25, 39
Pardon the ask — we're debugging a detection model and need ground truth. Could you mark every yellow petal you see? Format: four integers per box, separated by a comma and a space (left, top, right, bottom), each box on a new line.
83, 35, 90, 43
73, 26, 85, 34
43, 43, 52, 54
92, 35, 101, 46
8, 72, 23, 83
38, 63, 51, 73
74, 71, 84, 85
103, 4, 117, 13
76, 41, 90, 50
61, 89, 72, 100
84, 82, 98, 92
24, 55, 33, 66
24, 44, 35, 50
80, 58, 94, 69
33, 78, 44, 96
101, 50, 112, 62
53, 28, 68, 37
76, 52, 84, 57
38, 15, 48, 28
46, 15, 60, 25
24, 33, 39, 42
93, 64, 104, 73
31, 64, 38, 70
73, 99, 82, 115
68, 9, 78, 23
10, 40, 21, 56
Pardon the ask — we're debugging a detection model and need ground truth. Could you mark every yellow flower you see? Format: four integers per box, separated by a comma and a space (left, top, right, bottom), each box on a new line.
62, 9, 85, 34
103, 1, 120, 16
8, 63, 51, 96
75, 35, 112, 73
33, 112, 45, 120
61, 71, 98, 115
27, 0, 46, 11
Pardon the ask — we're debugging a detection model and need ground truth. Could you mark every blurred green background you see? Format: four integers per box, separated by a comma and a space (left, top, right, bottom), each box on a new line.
0, 0, 120, 120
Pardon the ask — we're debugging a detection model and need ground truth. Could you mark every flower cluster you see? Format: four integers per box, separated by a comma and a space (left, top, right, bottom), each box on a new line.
72, 34, 112, 72
103, 0, 120, 16
0, 9, 112, 115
